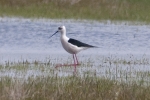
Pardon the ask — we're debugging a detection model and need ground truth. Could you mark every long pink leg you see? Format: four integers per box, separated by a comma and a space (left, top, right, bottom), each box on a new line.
73, 54, 76, 72
55, 54, 79, 71
75, 54, 79, 65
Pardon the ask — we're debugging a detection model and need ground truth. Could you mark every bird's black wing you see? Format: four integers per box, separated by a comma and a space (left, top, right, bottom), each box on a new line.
68, 38, 96, 47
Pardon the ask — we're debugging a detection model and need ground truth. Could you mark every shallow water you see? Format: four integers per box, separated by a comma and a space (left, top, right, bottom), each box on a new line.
0, 17, 150, 55
0, 17, 150, 82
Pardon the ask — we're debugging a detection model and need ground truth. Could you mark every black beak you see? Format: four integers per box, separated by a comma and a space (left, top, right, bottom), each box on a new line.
50, 31, 58, 38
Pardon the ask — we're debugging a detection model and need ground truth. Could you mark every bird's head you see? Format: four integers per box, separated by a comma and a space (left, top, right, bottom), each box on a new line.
50, 26, 66, 38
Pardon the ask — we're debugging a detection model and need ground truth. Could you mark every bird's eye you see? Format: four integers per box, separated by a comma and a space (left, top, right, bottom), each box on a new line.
58, 27, 62, 30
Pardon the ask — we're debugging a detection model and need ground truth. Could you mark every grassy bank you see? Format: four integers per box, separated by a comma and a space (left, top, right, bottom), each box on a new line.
0, 0, 150, 22
0, 55, 150, 100
0, 75, 150, 100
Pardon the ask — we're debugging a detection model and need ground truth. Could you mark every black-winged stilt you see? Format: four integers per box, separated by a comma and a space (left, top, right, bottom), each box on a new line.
50, 26, 97, 72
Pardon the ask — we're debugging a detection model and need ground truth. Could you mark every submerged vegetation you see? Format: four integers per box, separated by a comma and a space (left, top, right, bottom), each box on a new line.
0, 55, 150, 100
0, 0, 150, 22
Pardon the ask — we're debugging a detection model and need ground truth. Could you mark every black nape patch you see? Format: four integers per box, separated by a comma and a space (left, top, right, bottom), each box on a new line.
68, 38, 95, 47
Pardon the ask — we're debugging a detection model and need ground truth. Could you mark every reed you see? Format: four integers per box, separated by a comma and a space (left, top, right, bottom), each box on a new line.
0, 75, 150, 100
0, 55, 150, 100
0, 0, 150, 22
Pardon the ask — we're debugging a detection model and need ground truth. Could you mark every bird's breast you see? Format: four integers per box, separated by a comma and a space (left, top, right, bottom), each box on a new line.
60, 37, 79, 54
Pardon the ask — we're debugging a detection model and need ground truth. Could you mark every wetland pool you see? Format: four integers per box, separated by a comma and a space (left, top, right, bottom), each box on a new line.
0, 17, 150, 83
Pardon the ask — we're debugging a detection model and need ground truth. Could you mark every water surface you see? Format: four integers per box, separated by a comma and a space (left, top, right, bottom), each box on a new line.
0, 17, 150, 81
0, 18, 150, 60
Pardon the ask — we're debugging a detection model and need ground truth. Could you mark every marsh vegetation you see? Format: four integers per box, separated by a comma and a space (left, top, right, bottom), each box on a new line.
0, 0, 150, 22
0, 1, 150, 99
0, 55, 150, 100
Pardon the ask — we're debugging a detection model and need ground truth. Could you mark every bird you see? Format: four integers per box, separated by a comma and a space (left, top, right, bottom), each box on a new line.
50, 26, 97, 72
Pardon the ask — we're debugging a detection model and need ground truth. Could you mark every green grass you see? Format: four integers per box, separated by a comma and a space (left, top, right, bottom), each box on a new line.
0, 0, 150, 22
0, 75, 150, 100
0, 55, 150, 100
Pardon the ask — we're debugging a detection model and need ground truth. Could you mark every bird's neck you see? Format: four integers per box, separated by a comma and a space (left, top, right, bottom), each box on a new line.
61, 32, 69, 41
61, 31, 66, 37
